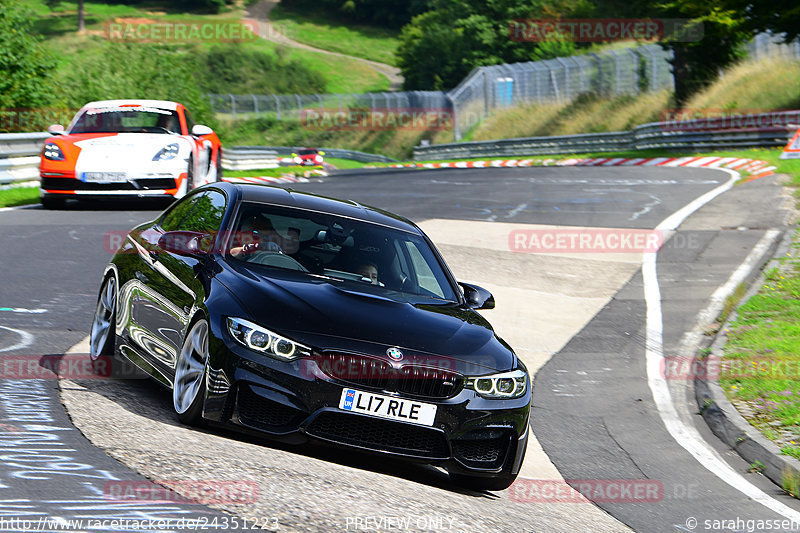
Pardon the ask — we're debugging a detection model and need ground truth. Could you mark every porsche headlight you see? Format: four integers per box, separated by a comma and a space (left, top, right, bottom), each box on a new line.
465, 369, 528, 399
226, 317, 311, 361
43, 143, 65, 161
153, 143, 180, 161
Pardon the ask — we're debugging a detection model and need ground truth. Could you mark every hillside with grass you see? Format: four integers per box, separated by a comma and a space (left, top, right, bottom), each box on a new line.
465, 57, 800, 141
23, 0, 391, 119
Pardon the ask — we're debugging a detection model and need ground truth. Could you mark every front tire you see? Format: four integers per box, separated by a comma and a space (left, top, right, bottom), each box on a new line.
90, 276, 117, 360
41, 196, 66, 210
173, 318, 209, 426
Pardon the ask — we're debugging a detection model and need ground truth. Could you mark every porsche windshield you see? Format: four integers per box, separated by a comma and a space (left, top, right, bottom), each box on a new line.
228, 203, 459, 304
70, 107, 181, 134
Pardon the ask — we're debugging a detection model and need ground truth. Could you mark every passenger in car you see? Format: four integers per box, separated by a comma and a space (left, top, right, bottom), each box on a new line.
356, 262, 379, 285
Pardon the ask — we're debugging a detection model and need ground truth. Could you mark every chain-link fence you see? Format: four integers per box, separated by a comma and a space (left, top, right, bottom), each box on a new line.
209, 34, 800, 141
447, 44, 673, 139
207, 92, 450, 121
748, 32, 800, 60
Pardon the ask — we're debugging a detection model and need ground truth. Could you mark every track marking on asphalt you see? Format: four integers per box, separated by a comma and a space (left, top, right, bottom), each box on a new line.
0, 204, 40, 213
0, 307, 47, 314
643, 168, 800, 521
0, 325, 34, 352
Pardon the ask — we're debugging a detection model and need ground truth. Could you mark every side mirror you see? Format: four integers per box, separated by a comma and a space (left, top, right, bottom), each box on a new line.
191, 124, 214, 136
47, 124, 65, 135
319, 151, 325, 156
158, 231, 212, 257
459, 282, 495, 310
291, 153, 297, 157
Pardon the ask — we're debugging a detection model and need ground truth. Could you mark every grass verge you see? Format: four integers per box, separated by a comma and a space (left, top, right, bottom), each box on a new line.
721, 227, 800, 469
269, 3, 399, 66
0, 186, 39, 208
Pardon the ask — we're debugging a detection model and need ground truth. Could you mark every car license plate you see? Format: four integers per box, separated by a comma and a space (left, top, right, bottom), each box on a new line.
82, 172, 128, 183
338, 388, 436, 426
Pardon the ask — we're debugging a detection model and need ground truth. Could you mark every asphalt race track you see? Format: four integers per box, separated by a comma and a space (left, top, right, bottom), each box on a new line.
0, 166, 797, 532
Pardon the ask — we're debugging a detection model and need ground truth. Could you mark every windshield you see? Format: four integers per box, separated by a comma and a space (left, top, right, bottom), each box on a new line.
70, 107, 181, 134
228, 202, 459, 304
298, 149, 318, 155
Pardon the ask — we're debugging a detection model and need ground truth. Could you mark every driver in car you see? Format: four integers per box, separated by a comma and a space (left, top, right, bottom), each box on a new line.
230, 215, 283, 258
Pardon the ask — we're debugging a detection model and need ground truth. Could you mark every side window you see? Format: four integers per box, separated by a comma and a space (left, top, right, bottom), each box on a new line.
160, 195, 199, 231
159, 191, 226, 232
184, 191, 226, 233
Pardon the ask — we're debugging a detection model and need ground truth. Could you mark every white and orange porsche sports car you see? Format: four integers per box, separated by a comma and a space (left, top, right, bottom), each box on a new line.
39, 100, 223, 209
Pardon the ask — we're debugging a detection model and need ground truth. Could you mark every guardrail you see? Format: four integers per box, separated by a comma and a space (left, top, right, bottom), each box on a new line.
222, 147, 280, 171
0, 134, 399, 185
414, 112, 800, 160
0, 133, 49, 185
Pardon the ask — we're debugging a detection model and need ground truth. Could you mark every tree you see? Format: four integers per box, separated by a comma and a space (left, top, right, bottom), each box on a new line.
0, 0, 56, 111
656, 3, 751, 105
397, 0, 583, 90
723, 0, 800, 41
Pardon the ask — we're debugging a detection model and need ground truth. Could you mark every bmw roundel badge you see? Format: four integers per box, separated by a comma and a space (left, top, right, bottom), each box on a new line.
386, 347, 404, 361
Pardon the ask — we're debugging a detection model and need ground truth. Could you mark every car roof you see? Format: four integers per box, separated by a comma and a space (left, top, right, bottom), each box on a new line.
81, 100, 180, 111
214, 182, 421, 234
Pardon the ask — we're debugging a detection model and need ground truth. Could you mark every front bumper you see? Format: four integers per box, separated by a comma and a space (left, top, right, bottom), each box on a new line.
202, 330, 531, 477
39, 174, 185, 199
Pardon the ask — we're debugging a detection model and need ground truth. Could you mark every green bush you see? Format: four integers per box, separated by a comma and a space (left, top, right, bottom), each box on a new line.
201, 45, 326, 95
54, 41, 215, 126
0, 0, 56, 111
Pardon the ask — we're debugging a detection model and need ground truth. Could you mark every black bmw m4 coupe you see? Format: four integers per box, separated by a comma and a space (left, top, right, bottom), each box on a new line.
90, 182, 530, 490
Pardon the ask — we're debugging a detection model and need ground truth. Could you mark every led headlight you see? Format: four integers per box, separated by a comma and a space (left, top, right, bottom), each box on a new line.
43, 143, 65, 161
153, 143, 180, 161
465, 369, 528, 399
226, 317, 310, 361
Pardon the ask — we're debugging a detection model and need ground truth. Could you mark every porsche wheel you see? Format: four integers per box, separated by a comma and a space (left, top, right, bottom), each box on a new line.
41, 196, 66, 210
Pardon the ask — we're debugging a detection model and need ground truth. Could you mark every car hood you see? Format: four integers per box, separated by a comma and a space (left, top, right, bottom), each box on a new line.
72, 133, 190, 159
217, 262, 516, 373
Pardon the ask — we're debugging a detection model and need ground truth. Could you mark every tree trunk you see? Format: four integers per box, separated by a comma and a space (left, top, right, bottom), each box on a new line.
77, 0, 85, 33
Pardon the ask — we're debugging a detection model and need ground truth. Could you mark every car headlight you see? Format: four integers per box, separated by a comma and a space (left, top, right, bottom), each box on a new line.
294, 157, 302, 164
43, 143, 65, 161
465, 369, 528, 399
153, 143, 180, 161
226, 317, 311, 361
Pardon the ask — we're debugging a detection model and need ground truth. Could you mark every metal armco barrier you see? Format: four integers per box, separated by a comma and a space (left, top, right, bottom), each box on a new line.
0, 132, 49, 185
222, 147, 280, 170
0, 135, 398, 185
413, 111, 800, 160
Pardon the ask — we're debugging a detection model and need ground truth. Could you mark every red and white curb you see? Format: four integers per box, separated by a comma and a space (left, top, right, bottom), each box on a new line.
383, 156, 777, 181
